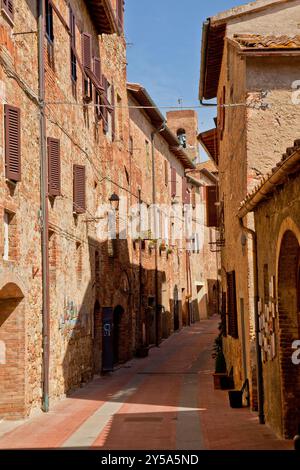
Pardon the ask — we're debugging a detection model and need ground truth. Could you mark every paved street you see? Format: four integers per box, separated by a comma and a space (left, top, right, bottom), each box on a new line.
0, 317, 293, 450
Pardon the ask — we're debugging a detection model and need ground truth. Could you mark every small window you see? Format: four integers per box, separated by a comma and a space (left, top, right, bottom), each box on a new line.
76, 241, 82, 283
45, 0, 54, 43
177, 128, 187, 148
3, 210, 17, 261
1, 0, 14, 23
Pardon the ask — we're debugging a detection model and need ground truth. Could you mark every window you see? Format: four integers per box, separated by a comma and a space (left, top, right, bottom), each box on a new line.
1, 0, 14, 23
206, 186, 218, 227
227, 271, 238, 338
171, 167, 177, 198
3, 210, 17, 261
45, 0, 54, 68
49, 230, 57, 283
76, 241, 82, 283
4, 104, 21, 182
73, 164, 86, 214
69, 7, 77, 97
93, 57, 102, 120
45, 0, 54, 43
47, 137, 61, 196
177, 128, 187, 148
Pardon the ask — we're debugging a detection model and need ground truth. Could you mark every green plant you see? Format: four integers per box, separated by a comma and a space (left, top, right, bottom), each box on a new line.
212, 327, 227, 374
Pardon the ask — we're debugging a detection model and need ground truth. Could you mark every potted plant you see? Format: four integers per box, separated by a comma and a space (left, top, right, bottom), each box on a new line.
212, 328, 234, 390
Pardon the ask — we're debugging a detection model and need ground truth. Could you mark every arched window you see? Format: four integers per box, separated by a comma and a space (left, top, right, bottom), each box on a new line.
177, 128, 187, 148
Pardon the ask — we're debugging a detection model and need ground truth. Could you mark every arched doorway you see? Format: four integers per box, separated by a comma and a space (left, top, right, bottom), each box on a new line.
93, 301, 101, 374
113, 305, 124, 365
278, 230, 300, 438
0, 282, 25, 418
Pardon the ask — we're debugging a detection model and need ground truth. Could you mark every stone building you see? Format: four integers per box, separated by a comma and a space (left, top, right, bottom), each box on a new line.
167, 111, 219, 320
238, 140, 300, 439
0, 0, 207, 421
199, 0, 300, 414
0, 0, 130, 419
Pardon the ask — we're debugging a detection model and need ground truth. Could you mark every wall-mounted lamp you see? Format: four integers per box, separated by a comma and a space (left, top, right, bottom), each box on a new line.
109, 193, 120, 212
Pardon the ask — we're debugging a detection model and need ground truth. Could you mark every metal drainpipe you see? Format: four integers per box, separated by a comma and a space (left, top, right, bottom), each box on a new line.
38, 0, 50, 413
239, 218, 265, 424
138, 188, 143, 347
151, 124, 166, 347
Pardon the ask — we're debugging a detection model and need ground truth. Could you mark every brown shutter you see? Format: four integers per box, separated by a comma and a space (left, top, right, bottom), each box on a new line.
171, 167, 176, 197
164, 160, 169, 186
227, 271, 238, 339
182, 176, 189, 204
206, 185, 218, 227
48, 137, 61, 196
82, 32, 91, 70
102, 75, 108, 133
111, 84, 116, 141
93, 57, 101, 83
116, 0, 124, 31
4, 104, 21, 182
221, 292, 227, 337
2, 0, 14, 21
73, 164, 86, 214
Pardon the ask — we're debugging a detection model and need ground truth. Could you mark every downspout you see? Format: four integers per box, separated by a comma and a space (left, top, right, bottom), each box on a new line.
38, 0, 50, 413
151, 123, 166, 347
239, 217, 265, 425
138, 188, 143, 347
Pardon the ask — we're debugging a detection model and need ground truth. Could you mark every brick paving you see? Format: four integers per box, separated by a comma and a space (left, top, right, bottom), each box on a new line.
0, 317, 293, 450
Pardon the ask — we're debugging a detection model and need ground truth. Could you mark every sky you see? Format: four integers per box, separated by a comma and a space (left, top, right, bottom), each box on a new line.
125, 0, 245, 157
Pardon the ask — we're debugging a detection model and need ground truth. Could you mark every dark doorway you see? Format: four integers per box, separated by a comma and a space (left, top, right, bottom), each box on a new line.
93, 301, 101, 374
278, 230, 300, 437
174, 285, 179, 331
113, 305, 124, 365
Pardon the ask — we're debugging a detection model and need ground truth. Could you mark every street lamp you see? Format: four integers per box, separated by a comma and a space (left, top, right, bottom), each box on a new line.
109, 192, 120, 212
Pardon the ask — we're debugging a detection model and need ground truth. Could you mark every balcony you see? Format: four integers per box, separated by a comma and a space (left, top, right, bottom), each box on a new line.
85, 0, 118, 35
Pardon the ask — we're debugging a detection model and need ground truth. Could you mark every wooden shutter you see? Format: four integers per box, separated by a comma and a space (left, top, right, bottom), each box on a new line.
111, 84, 116, 141
116, 0, 124, 31
171, 167, 177, 197
47, 138, 61, 196
164, 160, 169, 186
2, 0, 14, 20
102, 75, 108, 133
221, 292, 227, 337
206, 185, 218, 227
73, 164, 86, 214
227, 271, 238, 338
4, 104, 21, 182
82, 32, 91, 70
93, 57, 101, 83
182, 177, 190, 204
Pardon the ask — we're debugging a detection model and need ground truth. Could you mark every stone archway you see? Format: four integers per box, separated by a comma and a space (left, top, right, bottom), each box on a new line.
0, 282, 25, 418
277, 229, 300, 438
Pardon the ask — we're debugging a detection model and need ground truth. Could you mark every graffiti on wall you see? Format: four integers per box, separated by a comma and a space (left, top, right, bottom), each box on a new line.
59, 297, 89, 335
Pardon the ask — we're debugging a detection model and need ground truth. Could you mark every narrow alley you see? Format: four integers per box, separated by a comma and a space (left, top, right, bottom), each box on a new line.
0, 318, 292, 450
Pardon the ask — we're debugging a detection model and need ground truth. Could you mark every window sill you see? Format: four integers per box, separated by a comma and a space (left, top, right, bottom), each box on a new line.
1, 8, 14, 28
